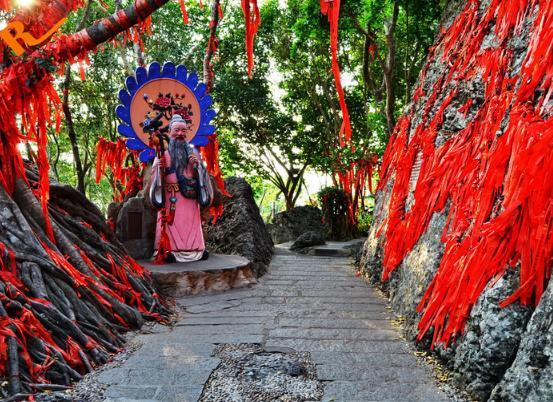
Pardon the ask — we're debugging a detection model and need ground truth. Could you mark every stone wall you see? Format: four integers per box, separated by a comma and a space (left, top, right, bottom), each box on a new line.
359, 1, 552, 400
115, 197, 157, 260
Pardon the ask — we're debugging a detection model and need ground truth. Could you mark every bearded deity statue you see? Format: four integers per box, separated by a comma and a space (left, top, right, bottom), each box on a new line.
148, 114, 213, 263
115, 62, 218, 263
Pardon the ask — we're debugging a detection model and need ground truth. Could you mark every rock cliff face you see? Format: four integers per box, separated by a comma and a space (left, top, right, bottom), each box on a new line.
204, 177, 274, 277
267, 206, 326, 244
360, 1, 553, 400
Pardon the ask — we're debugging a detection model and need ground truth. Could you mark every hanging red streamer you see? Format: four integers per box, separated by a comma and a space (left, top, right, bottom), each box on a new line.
241, 0, 260, 78
319, 0, 351, 146
178, 0, 189, 25
95, 138, 143, 202
200, 133, 228, 223
319, 0, 376, 224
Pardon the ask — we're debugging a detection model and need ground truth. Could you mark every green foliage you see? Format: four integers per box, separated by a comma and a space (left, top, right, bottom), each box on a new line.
247, 176, 285, 222
45, 0, 445, 216
356, 208, 373, 236
317, 186, 349, 215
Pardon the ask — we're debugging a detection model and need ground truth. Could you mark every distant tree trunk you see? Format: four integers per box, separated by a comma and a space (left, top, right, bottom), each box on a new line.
260, 146, 307, 211
134, 42, 146, 67
61, 0, 93, 194
273, 167, 306, 211
62, 71, 86, 194
383, 1, 399, 136
350, 2, 399, 136
203, 0, 221, 92
283, 173, 304, 211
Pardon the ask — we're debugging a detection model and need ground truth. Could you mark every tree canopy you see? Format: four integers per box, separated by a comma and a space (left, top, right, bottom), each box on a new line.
27, 0, 446, 215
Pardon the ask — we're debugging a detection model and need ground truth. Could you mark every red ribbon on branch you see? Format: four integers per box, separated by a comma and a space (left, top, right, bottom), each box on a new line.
320, 0, 376, 225
241, 0, 260, 78
319, 0, 351, 146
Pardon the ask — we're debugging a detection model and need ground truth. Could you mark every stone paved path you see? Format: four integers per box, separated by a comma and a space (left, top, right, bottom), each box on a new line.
98, 250, 449, 402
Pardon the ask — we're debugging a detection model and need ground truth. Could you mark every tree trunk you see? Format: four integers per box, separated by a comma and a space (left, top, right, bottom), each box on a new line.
280, 166, 306, 211
43, 0, 170, 60
0, 0, 172, 396
60, 0, 93, 194
383, 1, 399, 136
62, 67, 86, 194
203, 0, 221, 92
0, 167, 169, 395
134, 42, 146, 67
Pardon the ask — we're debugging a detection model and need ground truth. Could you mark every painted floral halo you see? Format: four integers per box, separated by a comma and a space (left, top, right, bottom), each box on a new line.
116, 61, 217, 162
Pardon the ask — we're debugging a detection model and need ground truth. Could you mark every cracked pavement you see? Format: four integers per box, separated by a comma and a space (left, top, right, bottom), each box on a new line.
97, 250, 450, 402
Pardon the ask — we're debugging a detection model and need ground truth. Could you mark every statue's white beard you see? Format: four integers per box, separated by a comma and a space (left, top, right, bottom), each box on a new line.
168, 137, 189, 176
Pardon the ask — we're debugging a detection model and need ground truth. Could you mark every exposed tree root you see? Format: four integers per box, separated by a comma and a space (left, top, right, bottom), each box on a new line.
0, 165, 170, 397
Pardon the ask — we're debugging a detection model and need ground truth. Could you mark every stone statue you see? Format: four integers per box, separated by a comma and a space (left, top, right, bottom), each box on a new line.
149, 114, 212, 263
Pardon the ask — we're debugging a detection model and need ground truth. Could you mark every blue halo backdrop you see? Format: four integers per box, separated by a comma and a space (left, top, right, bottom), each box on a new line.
116, 61, 217, 162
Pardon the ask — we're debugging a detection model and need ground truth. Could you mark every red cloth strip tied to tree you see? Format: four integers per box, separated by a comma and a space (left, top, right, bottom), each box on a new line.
319, 0, 351, 147
241, 0, 260, 78
201, 133, 229, 223
0, 56, 63, 241
320, 0, 372, 225
0, 0, 84, 64
95, 138, 143, 202
376, 0, 553, 347
178, 0, 190, 24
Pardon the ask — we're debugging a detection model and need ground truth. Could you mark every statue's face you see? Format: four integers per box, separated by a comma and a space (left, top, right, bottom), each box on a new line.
170, 121, 193, 141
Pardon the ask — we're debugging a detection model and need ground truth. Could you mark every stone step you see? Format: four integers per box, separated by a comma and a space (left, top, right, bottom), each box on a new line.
139, 254, 257, 297
276, 238, 365, 258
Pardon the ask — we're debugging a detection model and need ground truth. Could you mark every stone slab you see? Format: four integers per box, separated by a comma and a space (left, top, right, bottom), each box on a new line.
322, 381, 449, 402
276, 238, 366, 258
141, 254, 257, 297
264, 338, 410, 353
139, 254, 250, 274
268, 327, 401, 341
93, 251, 450, 401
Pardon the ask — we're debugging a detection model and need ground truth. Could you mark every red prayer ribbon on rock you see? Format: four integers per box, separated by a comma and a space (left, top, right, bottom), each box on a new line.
376, 0, 553, 347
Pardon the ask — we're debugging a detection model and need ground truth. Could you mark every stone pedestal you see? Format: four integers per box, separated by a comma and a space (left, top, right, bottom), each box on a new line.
140, 254, 257, 297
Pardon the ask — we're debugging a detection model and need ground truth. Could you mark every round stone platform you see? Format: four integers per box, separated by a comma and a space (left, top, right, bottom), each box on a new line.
139, 254, 257, 297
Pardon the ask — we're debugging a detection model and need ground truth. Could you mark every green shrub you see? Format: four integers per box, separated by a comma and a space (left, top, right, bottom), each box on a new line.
356, 208, 373, 236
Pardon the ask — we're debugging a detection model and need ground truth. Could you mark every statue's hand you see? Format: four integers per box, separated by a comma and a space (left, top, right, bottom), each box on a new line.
188, 154, 200, 167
